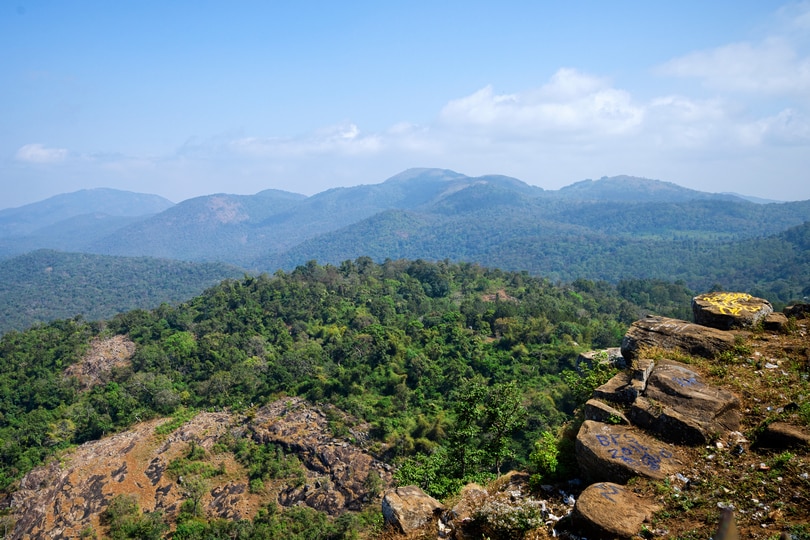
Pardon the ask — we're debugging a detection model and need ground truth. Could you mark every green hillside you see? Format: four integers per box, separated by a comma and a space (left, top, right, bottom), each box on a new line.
0, 250, 246, 334
0, 259, 650, 491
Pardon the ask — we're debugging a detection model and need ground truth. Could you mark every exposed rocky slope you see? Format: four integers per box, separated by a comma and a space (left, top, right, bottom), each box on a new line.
7, 397, 392, 539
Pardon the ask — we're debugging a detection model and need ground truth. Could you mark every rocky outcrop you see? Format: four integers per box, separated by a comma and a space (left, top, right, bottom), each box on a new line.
621, 315, 735, 361
382, 486, 443, 534
10, 415, 234, 539
8, 398, 391, 539
571, 296, 760, 538
571, 482, 659, 539
692, 292, 773, 330
784, 303, 810, 319
250, 398, 391, 513
631, 359, 740, 444
63, 335, 135, 389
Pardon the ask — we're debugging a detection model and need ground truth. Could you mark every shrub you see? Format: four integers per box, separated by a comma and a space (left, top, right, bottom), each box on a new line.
474, 493, 546, 538
529, 431, 558, 482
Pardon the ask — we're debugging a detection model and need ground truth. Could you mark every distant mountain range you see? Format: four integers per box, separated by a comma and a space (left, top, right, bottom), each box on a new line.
1, 169, 808, 332
2, 169, 806, 266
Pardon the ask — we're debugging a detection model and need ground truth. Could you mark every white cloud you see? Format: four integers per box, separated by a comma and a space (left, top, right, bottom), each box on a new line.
439, 69, 644, 140
776, 1, 810, 32
657, 37, 810, 96
220, 122, 383, 159
740, 108, 810, 146
15, 143, 68, 163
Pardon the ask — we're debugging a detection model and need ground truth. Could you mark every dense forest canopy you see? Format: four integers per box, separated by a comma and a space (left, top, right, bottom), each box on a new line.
0, 250, 245, 335
0, 259, 698, 494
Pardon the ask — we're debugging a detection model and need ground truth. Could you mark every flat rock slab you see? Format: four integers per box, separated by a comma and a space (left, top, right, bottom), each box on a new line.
576, 421, 683, 483
621, 315, 736, 361
692, 292, 773, 330
572, 482, 659, 539
382, 485, 444, 534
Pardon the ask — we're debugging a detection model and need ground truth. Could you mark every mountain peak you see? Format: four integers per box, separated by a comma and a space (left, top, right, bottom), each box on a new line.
382, 168, 468, 184
554, 175, 742, 203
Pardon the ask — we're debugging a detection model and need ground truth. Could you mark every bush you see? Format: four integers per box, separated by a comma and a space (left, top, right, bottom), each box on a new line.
474, 493, 546, 538
529, 431, 558, 483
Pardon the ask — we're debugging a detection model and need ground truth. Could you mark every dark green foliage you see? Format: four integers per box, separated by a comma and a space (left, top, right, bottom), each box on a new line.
171, 503, 365, 540
0, 259, 659, 502
261, 194, 810, 308
102, 494, 168, 540
0, 250, 245, 334
230, 437, 306, 490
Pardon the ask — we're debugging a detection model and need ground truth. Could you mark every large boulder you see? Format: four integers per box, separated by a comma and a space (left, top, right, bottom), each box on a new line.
621, 315, 735, 362
572, 482, 659, 539
575, 421, 683, 483
382, 485, 444, 534
763, 312, 790, 332
692, 292, 773, 330
630, 360, 740, 445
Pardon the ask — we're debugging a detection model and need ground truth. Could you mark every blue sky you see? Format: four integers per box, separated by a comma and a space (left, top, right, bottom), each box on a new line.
2, 1, 809, 208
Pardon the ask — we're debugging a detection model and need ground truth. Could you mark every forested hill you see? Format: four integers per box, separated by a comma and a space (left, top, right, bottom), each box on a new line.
0, 259, 669, 496
4, 170, 809, 269
2, 170, 808, 333
262, 210, 810, 306
0, 250, 245, 334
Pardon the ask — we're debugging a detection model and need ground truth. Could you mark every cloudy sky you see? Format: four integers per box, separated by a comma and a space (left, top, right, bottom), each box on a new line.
2, 1, 809, 209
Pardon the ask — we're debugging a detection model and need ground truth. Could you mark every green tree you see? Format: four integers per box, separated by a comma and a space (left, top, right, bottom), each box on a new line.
484, 381, 526, 476
447, 378, 487, 478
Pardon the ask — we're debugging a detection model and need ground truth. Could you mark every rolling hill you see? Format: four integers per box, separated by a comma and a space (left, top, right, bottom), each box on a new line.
1, 169, 808, 332
0, 250, 245, 334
